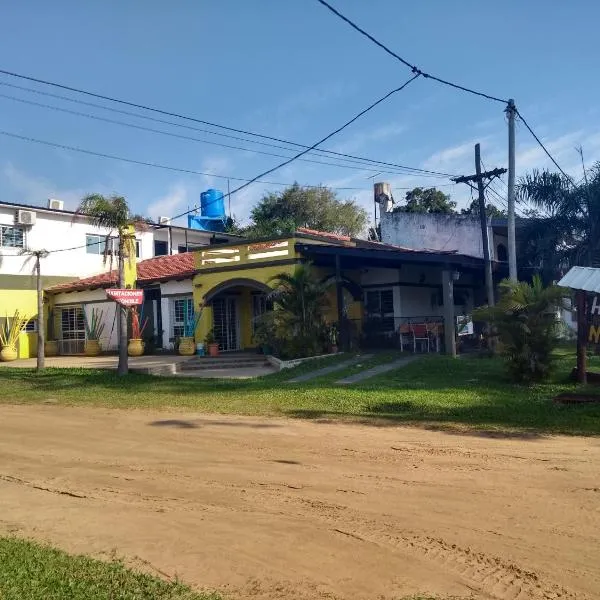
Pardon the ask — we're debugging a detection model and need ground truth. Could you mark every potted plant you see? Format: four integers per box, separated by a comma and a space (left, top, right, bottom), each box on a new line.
83, 308, 105, 356
44, 308, 58, 357
205, 329, 219, 357
328, 323, 339, 354
178, 305, 203, 356
128, 307, 148, 357
0, 310, 30, 362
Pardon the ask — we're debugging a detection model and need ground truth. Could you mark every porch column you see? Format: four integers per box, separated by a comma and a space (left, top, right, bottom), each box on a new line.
335, 254, 346, 350
442, 269, 457, 357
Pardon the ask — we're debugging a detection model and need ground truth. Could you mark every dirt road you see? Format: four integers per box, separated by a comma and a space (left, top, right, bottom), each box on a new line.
0, 405, 598, 599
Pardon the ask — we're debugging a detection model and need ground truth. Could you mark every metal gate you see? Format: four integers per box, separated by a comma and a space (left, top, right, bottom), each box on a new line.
59, 306, 85, 355
212, 297, 240, 352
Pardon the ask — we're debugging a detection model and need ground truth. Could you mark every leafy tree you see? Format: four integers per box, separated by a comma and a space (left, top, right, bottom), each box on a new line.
461, 199, 507, 218
254, 265, 330, 358
76, 194, 145, 376
393, 187, 457, 214
245, 183, 367, 238
473, 276, 566, 382
518, 166, 600, 277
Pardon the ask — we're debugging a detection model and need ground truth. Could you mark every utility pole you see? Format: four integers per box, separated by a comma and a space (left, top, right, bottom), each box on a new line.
506, 99, 517, 281
452, 145, 506, 309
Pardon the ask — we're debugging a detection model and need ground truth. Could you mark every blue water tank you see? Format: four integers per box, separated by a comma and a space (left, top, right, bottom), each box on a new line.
200, 189, 225, 219
187, 214, 225, 232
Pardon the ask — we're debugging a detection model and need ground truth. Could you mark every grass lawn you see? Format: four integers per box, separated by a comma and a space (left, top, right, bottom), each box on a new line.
1, 348, 599, 436
0, 537, 220, 600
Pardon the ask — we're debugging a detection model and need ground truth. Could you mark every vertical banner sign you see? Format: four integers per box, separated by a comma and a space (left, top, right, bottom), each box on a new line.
106, 289, 144, 306
589, 295, 600, 347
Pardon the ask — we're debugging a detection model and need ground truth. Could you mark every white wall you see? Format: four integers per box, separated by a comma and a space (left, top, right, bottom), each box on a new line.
159, 279, 193, 349
380, 212, 494, 259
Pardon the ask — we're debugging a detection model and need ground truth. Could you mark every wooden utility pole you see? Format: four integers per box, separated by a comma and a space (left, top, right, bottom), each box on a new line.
576, 290, 588, 384
452, 147, 506, 308
506, 99, 517, 281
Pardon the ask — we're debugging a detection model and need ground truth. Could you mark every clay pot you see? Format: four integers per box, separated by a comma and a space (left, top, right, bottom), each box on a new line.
44, 340, 59, 357
84, 340, 101, 357
207, 342, 219, 357
128, 339, 144, 357
0, 345, 18, 362
178, 337, 196, 356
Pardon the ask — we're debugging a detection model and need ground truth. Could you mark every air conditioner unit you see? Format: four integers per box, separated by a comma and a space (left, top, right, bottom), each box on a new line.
48, 198, 64, 211
17, 210, 36, 225
159, 216, 171, 225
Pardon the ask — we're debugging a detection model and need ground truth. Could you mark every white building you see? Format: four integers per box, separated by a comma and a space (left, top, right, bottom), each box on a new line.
0, 198, 240, 358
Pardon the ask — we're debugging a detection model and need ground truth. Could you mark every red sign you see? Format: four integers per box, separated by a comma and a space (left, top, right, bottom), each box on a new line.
106, 289, 144, 306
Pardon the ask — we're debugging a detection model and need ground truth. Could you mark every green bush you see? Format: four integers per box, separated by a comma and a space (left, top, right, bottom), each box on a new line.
474, 276, 566, 383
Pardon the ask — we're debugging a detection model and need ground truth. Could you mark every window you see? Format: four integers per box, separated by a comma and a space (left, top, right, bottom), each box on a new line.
365, 289, 395, 332
24, 319, 37, 332
154, 240, 168, 256
86, 235, 140, 257
170, 296, 194, 339
497, 243, 508, 262
1, 225, 25, 248
178, 245, 188, 254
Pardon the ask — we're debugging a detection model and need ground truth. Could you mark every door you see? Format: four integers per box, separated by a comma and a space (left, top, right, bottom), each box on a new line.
141, 288, 162, 350
59, 306, 85, 355
212, 297, 239, 351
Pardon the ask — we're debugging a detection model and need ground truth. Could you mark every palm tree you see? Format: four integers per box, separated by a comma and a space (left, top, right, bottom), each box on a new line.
473, 276, 567, 382
269, 265, 330, 336
518, 164, 600, 278
20, 248, 49, 371
76, 194, 143, 376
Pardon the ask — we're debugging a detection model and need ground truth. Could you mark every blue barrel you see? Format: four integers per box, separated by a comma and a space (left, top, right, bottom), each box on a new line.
200, 189, 225, 218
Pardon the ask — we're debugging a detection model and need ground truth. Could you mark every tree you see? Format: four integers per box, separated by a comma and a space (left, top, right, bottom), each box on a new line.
461, 199, 507, 218
518, 166, 600, 278
245, 183, 367, 238
20, 248, 49, 371
473, 276, 566, 382
393, 187, 457, 214
254, 265, 330, 358
76, 194, 144, 376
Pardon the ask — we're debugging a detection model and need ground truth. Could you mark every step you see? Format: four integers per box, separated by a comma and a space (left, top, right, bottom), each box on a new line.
180, 358, 271, 371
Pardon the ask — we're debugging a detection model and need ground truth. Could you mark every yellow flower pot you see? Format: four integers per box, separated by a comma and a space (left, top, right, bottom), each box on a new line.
84, 340, 101, 357
0, 345, 18, 362
44, 340, 59, 357
128, 338, 144, 357
178, 337, 195, 356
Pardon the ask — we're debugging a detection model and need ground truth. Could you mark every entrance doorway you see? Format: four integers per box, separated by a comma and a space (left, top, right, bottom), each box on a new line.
212, 296, 240, 351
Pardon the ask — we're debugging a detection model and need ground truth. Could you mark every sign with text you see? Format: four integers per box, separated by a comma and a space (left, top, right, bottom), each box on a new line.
588, 295, 600, 345
106, 289, 144, 306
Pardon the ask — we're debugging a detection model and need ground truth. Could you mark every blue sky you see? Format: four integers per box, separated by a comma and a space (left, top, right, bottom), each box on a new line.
1, 0, 599, 226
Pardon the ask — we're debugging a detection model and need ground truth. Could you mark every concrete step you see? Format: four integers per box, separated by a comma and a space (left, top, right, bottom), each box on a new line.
180, 356, 271, 371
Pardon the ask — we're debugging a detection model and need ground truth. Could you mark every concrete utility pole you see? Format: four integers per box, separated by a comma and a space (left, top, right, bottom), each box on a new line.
452, 147, 506, 308
506, 99, 517, 281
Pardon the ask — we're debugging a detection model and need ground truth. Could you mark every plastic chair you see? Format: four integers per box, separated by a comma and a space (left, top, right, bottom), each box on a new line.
426, 322, 442, 353
410, 322, 430, 353
398, 322, 412, 352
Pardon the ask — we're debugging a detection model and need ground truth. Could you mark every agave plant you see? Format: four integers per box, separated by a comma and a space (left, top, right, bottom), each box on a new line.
0, 310, 31, 348
83, 308, 105, 341
473, 276, 567, 382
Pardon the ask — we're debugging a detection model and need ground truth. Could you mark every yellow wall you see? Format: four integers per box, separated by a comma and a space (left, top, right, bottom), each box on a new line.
0, 288, 38, 358
122, 225, 138, 289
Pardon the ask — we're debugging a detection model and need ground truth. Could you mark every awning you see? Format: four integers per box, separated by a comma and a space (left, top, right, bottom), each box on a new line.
558, 266, 600, 293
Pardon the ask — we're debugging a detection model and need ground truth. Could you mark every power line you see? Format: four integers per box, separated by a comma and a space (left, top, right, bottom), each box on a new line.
0, 91, 445, 178
514, 108, 576, 186
315, 0, 508, 104
0, 69, 454, 178
169, 73, 422, 221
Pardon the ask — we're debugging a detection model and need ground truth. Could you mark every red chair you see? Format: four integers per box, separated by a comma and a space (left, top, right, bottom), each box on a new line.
410, 322, 430, 353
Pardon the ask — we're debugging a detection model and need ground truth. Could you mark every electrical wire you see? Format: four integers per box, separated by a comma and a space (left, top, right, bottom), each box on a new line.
0, 91, 449, 178
514, 109, 576, 186
0, 69, 455, 178
168, 73, 422, 221
315, 0, 508, 104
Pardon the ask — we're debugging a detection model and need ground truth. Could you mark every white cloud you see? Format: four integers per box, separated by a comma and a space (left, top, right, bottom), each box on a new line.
147, 183, 190, 222
329, 121, 407, 155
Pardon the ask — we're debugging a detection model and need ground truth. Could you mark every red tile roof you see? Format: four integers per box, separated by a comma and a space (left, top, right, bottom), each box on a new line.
47, 252, 196, 293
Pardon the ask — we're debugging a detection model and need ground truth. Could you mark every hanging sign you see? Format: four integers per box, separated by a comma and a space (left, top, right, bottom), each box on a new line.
106, 289, 144, 306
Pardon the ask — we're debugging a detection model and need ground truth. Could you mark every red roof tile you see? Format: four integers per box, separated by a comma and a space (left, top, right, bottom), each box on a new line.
47, 252, 196, 293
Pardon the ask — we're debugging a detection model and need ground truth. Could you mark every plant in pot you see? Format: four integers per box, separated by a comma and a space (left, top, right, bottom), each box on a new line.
44, 308, 58, 357
328, 323, 339, 354
128, 307, 148, 357
0, 310, 30, 362
178, 304, 203, 356
205, 329, 219, 357
83, 308, 105, 357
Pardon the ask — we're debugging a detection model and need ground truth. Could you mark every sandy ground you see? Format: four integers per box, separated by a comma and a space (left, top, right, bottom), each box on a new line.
0, 406, 598, 600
